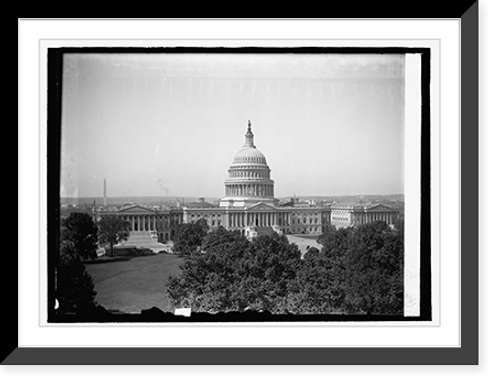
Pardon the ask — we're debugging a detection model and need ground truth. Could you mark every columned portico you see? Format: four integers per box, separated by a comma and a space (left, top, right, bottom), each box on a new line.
111, 205, 163, 234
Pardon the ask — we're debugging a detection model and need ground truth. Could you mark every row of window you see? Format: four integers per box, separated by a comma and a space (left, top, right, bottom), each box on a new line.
230, 170, 270, 179
332, 210, 350, 215
227, 226, 326, 234
120, 211, 391, 230
291, 217, 320, 224
235, 157, 265, 163
225, 185, 274, 196
117, 215, 183, 232
290, 211, 321, 218
190, 213, 222, 219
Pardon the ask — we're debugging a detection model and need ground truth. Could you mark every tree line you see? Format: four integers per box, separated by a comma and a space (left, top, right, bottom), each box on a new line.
167, 219, 404, 315
56, 212, 404, 316
56, 212, 130, 314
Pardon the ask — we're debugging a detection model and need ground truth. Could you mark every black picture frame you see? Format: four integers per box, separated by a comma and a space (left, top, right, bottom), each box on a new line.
45, 44, 431, 325
9, 9, 478, 365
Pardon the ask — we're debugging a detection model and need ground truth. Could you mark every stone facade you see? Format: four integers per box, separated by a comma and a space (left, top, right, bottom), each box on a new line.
92, 120, 399, 241
330, 203, 399, 229
94, 204, 184, 243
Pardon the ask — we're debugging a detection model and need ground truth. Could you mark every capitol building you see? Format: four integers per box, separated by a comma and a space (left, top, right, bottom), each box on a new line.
93, 121, 399, 249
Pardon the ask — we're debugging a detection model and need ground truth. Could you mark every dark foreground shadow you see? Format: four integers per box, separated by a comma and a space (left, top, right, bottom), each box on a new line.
49, 306, 409, 323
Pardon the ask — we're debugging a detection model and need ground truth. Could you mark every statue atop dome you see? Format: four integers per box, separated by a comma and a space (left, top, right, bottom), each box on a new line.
244, 119, 255, 148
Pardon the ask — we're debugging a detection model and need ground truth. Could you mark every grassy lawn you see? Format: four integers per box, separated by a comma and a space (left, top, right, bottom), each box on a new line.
84, 237, 321, 314
84, 253, 185, 314
290, 234, 321, 240
286, 234, 322, 254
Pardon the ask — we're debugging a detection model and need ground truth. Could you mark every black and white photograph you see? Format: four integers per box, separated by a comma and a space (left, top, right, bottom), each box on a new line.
47, 46, 430, 323
13, 12, 485, 372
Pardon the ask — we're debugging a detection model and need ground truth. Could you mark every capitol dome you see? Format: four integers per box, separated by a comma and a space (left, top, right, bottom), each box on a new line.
232, 146, 267, 165
219, 120, 276, 208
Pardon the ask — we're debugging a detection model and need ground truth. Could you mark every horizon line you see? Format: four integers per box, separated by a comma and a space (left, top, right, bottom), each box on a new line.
62, 193, 405, 199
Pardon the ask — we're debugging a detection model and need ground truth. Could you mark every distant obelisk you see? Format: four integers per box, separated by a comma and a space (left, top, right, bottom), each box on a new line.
103, 179, 107, 207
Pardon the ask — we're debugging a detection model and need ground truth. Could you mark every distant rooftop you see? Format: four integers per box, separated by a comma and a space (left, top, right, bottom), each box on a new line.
331, 201, 398, 211
331, 201, 367, 208
181, 197, 216, 209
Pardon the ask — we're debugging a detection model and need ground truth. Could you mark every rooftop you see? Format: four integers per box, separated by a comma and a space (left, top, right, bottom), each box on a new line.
330, 202, 398, 211
181, 197, 216, 209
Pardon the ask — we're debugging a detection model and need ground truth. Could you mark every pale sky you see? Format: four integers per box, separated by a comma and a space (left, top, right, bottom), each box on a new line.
60, 52, 405, 199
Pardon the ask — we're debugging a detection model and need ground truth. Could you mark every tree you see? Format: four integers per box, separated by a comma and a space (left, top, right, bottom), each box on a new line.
167, 226, 249, 312
201, 226, 249, 254
291, 253, 346, 314
317, 226, 352, 263
341, 221, 404, 315
61, 212, 98, 261
166, 222, 404, 316
166, 229, 303, 313
97, 215, 130, 257
245, 233, 302, 285
173, 218, 209, 256
314, 227, 352, 309
57, 240, 97, 314
314, 222, 404, 315
302, 246, 320, 260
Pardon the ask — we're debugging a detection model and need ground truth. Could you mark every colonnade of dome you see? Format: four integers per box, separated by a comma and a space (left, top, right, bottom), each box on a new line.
225, 183, 274, 197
